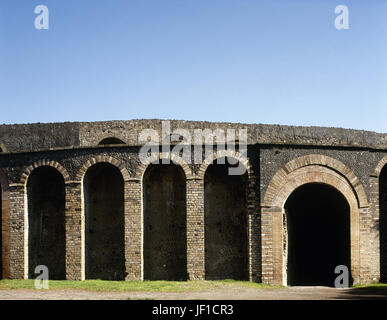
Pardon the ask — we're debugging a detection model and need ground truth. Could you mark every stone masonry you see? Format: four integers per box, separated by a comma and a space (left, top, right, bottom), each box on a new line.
0, 119, 386, 286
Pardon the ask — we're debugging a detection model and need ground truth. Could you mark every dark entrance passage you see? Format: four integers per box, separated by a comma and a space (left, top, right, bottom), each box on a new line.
84, 163, 125, 280
380, 165, 387, 283
27, 166, 66, 279
204, 158, 248, 280
143, 164, 187, 281
284, 183, 351, 286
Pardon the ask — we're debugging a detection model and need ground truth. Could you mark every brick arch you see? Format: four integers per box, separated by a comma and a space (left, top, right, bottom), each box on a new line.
75, 155, 130, 182
263, 154, 368, 209
20, 160, 71, 185
197, 150, 251, 180
267, 165, 359, 212
261, 154, 365, 286
271, 166, 360, 285
135, 152, 194, 180
374, 155, 387, 177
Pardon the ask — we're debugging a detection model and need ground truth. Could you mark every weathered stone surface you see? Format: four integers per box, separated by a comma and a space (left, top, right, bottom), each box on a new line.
0, 120, 386, 153
0, 119, 385, 285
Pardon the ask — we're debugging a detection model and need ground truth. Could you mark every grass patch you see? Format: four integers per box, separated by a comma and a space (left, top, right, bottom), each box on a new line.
353, 283, 387, 290
0, 279, 279, 293
213, 279, 282, 289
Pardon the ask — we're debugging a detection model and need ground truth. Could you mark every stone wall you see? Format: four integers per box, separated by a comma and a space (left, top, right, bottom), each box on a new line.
0, 120, 385, 285
0, 120, 386, 153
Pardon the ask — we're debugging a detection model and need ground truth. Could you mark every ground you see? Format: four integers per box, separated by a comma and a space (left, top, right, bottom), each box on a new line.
0, 280, 386, 300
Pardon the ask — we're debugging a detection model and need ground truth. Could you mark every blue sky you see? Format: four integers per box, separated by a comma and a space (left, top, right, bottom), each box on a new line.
1, 1, 386, 132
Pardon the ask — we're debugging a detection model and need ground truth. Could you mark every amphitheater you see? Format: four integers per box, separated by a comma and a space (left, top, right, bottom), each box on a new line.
0, 119, 386, 287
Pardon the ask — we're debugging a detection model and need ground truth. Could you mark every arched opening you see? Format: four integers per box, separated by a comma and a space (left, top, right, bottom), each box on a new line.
143, 164, 187, 281
380, 165, 387, 283
98, 137, 125, 145
204, 157, 248, 280
284, 183, 351, 286
27, 166, 66, 279
84, 163, 125, 280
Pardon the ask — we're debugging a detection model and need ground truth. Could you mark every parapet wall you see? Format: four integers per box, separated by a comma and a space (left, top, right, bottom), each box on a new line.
0, 120, 386, 153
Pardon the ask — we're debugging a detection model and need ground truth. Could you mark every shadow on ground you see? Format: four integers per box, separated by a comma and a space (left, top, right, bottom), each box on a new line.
338, 287, 387, 300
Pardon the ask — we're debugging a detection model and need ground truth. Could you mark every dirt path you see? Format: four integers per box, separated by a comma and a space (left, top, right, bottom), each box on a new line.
0, 286, 386, 300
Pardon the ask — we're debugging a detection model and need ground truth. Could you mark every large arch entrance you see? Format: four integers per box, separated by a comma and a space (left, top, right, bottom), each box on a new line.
204, 157, 248, 280
284, 183, 351, 286
261, 155, 366, 286
380, 165, 387, 283
143, 164, 187, 281
27, 166, 66, 279
83, 163, 125, 280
